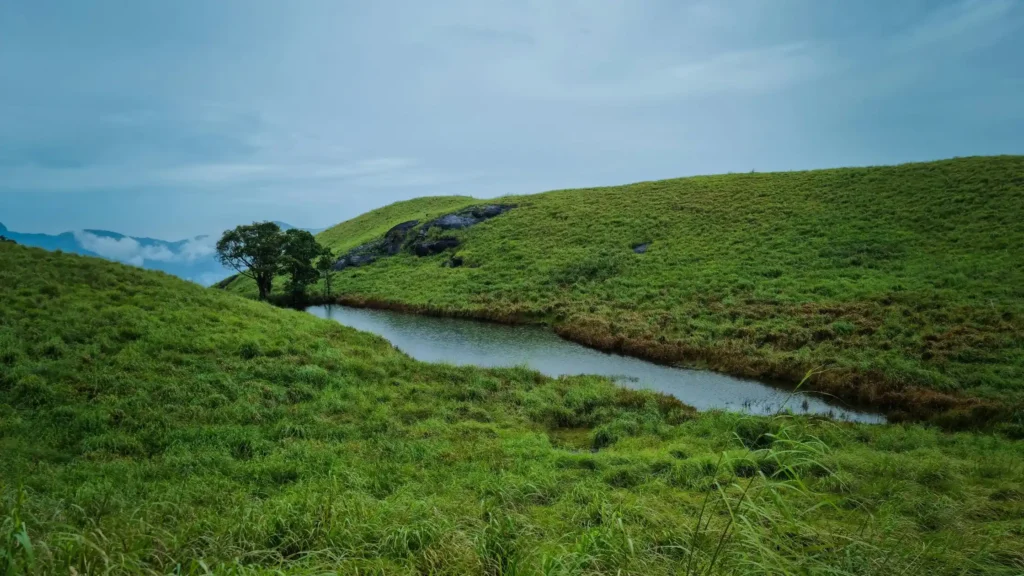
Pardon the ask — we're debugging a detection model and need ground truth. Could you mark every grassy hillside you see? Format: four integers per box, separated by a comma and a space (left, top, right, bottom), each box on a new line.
230, 156, 1024, 421
4, 242, 1024, 573
316, 196, 478, 254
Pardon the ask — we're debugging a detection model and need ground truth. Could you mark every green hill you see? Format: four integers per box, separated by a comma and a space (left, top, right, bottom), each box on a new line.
4, 243, 1024, 573
229, 156, 1024, 422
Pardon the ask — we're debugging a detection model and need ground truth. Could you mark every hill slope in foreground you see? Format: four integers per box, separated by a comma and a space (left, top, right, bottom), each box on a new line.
4, 244, 1024, 573
231, 156, 1024, 422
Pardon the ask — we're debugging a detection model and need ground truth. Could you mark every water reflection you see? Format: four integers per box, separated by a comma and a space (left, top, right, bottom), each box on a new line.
307, 305, 885, 423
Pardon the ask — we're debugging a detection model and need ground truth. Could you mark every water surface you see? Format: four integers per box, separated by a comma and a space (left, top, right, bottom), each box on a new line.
307, 305, 884, 423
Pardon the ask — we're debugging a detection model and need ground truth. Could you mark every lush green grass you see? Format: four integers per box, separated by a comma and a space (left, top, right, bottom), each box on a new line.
4, 244, 1024, 574
316, 196, 478, 255
229, 156, 1024, 421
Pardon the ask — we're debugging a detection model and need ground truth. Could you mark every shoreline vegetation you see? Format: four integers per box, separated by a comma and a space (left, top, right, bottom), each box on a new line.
226, 156, 1024, 430
288, 293, 997, 428
3, 243, 1024, 574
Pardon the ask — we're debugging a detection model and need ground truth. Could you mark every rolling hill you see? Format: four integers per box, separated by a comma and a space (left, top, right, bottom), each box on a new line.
227, 156, 1024, 422
2, 242, 1023, 573
0, 221, 234, 285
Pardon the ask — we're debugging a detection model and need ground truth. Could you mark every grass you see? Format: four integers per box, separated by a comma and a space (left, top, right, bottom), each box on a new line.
315, 196, 479, 255
4, 243, 1024, 574
227, 156, 1024, 423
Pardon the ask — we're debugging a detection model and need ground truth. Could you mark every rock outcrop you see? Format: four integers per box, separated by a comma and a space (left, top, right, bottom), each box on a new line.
332, 204, 513, 271
414, 237, 460, 256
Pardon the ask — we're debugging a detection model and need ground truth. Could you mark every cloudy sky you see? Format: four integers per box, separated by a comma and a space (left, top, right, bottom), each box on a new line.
1, 0, 1022, 239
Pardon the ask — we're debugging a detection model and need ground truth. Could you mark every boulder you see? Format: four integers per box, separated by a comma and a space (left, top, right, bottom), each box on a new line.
333, 241, 383, 270
384, 220, 419, 255
432, 214, 478, 230
331, 204, 513, 269
632, 242, 649, 254
472, 204, 510, 219
420, 204, 515, 235
413, 237, 460, 256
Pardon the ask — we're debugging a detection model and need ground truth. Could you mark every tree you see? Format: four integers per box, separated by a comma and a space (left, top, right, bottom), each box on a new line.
316, 246, 336, 299
216, 222, 285, 300
280, 229, 321, 299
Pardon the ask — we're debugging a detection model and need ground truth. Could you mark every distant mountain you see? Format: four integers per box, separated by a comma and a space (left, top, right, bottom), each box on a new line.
273, 221, 328, 235
0, 222, 234, 286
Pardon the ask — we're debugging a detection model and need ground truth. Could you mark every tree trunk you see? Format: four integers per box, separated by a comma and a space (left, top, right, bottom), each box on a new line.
256, 275, 272, 300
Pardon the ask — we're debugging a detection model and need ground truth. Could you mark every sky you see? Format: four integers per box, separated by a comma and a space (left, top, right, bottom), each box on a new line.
1, 0, 1022, 239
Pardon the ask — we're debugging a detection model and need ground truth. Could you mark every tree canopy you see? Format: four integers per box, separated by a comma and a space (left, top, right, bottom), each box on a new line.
281, 229, 322, 298
216, 222, 286, 300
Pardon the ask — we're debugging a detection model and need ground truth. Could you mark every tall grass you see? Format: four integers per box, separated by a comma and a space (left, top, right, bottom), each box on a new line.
3, 244, 1024, 574
1, 488, 34, 576
228, 156, 1024, 423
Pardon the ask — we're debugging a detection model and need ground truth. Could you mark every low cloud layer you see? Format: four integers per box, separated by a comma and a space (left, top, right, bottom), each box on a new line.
73, 231, 217, 267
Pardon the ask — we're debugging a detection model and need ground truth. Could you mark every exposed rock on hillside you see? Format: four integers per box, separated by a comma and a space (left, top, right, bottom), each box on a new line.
414, 237, 460, 256
332, 204, 513, 271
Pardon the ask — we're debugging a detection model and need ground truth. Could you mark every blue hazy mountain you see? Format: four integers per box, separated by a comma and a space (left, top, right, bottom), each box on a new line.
0, 221, 233, 286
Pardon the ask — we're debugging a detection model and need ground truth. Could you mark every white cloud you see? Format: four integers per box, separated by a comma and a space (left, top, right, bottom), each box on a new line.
72, 231, 209, 266
177, 236, 218, 260
893, 0, 1017, 53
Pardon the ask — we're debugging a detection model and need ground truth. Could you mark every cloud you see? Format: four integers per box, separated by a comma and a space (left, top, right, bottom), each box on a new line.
73, 231, 219, 266
499, 41, 828, 104
893, 0, 1018, 53
177, 236, 218, 260
0, 98, 462, 196
0, 154, 449, 193
73, 231, 174, 266
157, 157, 418, 186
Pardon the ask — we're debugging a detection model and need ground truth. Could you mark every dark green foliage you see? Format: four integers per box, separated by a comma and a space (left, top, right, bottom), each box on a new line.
219, 223, 330, 302
3, 244, 1024, 574
217, 221, 286, 299
280, 229, 321, 299
315, 246, 336, 299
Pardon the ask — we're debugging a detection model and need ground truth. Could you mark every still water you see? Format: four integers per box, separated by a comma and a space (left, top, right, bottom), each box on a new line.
307, 305, 885, 423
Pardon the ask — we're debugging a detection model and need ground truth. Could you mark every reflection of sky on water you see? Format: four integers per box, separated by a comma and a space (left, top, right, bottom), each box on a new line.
308, 305, 885, 423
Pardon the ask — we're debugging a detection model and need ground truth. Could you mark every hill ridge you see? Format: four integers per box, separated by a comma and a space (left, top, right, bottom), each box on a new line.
230, 155, 1024, 423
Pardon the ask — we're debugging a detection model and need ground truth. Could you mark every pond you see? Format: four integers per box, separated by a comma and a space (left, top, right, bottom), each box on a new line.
307, 305, 885, 423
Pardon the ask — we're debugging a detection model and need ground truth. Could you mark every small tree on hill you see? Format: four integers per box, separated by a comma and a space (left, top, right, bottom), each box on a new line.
216, 222, 285, 300
316, 246, 336, 300
281, 229, 321, 300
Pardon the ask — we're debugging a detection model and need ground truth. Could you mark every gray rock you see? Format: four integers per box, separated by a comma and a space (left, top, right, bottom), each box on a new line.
332, 204, 513, 269
413, 237, 460, 256
632, 243, 649, 254
433, 214, 479, 230
472, 204, 509, 219
333, 241, 383, 270
421, 204, 515, 235
383, 220, 419, 254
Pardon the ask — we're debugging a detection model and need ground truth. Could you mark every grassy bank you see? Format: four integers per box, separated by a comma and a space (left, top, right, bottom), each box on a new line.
227, 156, 1024, 423
4, 243, 1024, 574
